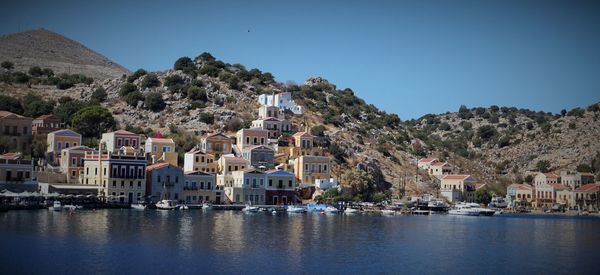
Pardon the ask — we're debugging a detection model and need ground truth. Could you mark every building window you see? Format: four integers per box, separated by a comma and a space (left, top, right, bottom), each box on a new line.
269, 179, 272, 186
289, 180, 292, 187
113, 181, 116, 187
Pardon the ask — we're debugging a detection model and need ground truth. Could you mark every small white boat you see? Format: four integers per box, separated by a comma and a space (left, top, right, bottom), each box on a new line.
156, 200, 178, 210
177, 204, 189, 210
286, 205, 307, 213
242, 205, 260, 212
382, 209, 395, 215
344, 208, 359, 214
131, 203, 147, 210
488, 196, 508, 208
49, 201, 62, 211
63, 204, 82, 211
449, 203, 480, 216
324, 206, 339, 213
202, 203, 212, 209
466, 203, 495, 216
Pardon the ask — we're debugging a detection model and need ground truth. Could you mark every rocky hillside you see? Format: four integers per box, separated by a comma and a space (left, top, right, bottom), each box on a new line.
0, 29, 129, 79
1, 31, 599, 198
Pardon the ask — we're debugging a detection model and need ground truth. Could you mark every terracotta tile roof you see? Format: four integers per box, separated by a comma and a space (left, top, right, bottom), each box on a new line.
443, 174, 471, 180
184, 171, 215, 176
430, 161, 449, 167
62, 145, 94, 152
544, 173, 560, 179
575, 183, 600, 193
549, 183, 569, 191
0, 153, 21, 160
509, 183, 534, 191
34, 114, 58, 120
146, 162, 172, 171
222, 156, 248, 162
112, 129, 137, 135
580, 172, 595, 177
292, 131, 313, 138
0, 111, 25, 119
147, 137, 175, 143
418, 157, 437, 163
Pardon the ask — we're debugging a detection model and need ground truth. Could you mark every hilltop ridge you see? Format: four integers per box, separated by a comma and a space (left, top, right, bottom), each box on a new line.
0, 28, 129, 79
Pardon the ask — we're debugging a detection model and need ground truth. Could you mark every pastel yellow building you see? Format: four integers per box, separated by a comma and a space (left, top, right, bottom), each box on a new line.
0, 111, 33, 154
47, 129, 82, 165
236, 128, 269, 151
184, 148, 217, 173
145, 137, 178, 166
293, 155, 331, 185
202, 133, 232, 160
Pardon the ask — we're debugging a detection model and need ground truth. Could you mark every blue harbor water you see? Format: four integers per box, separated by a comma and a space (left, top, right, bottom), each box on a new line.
1, 210, 599, 274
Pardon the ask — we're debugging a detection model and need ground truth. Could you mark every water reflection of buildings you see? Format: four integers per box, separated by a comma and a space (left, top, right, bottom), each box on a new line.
211, 211, 244, 252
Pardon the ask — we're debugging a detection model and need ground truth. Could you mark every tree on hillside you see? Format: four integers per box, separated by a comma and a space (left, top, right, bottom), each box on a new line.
524, 175, 534, 184
164, 75, 185, 88
144, 92, 165, 112
475, 189, 492, 204
23, 93, 55, 118
31, 135, 48, 159
28, 66, 43, 77
199, 112, 214, 124
140, 73, 160, 88
124, 91, 144, 107
0, 94, 24, 114
187, 86, 207, 102
53, 100, 89, 126
576, 164, 592, 173
119, 83, 138, 97
1, 61, 14, 70
196, 52, 215, 62
478, 125, 497, 141
174, 57, 195, 71
71, 106, 116, 138
343, 168, 374, 197
127, 69, 147, 83
536, 160, 551, 173
90, 87, 107, 103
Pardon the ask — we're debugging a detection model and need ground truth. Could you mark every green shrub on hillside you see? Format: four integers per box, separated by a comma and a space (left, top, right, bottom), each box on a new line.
174, 57, 195, 72
28, 66, 43, 77
124, 91, 144, 107
91, 87, 107, 103
71, 106, 116, 138
187, 86, 207, 102
0, 94, 24, 114
127, 69, 147, 83
140, 73, 160, 88
144, 92, 165, 112
478, 125, 497, 141
22, 93, 55, 118
1, 61, 14, 70
119, 83, 138, 97
199, 112, 214, 124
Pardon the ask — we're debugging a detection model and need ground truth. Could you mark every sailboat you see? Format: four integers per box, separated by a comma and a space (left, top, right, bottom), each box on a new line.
155, 183, 177, 210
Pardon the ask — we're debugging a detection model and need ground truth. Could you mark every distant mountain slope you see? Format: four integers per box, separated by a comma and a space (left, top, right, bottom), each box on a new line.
0, 28, 129, 79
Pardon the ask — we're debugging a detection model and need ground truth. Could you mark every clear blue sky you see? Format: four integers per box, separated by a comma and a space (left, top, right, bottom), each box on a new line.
2, 0, 600, 119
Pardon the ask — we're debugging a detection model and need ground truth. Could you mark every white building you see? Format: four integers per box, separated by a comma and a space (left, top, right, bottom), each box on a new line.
258, 92, 303, 115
